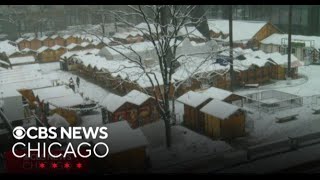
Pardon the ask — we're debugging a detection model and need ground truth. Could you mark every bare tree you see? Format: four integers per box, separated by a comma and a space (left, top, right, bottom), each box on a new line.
84, 5, 227, 148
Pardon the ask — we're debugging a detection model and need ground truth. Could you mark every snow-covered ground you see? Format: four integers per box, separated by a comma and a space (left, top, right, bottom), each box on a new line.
140, 120, 233, 171
232, 65, 320, 146
40, 62, 111, 104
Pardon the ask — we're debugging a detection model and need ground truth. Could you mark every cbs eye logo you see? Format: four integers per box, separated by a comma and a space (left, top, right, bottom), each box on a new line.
12, 126, 26, 140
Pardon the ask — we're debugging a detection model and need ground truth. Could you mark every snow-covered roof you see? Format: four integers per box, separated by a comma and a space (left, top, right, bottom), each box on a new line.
93, 120, 148, 154
101, 93, 127, 113
113, 31, 144, 39
0, 40, 19, 56
47, 113, 70, 128
199, 87, 232, 101
80, 42, 89, 47
66, 43, 79, 50
208, 20, 267, 42
261, 33, 320, 50
178, 26, 205, 39
16, 38, 26, 43
51, 45, 64, 51
9, 56, 35, 65
0, 68, 43, 85
11, 63, 41, 71
75, 54, 166, 88
21, 48, 36, 53
50, 35, 59, 39
37, 46, 49, 53
46, 93, 84, 108
33, 85, 75, 101
173, 56, 229, 81
124, 90, 152, 106
63, 35, 71, 39
177, 91, 212, 108
0, 88, 21, 98
200, 99, 240, 120
38, 36, 48, 41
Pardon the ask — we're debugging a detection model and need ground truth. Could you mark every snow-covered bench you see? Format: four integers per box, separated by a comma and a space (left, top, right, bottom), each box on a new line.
275, 113, 298, 123
245, 84, 259, 88
312, 106, 320, 114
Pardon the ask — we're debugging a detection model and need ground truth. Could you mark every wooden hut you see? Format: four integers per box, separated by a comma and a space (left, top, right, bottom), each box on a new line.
101, 93, 137, 127
124, 90, 160, 128
63, 35, 78, 46
39, 36, 50, 47
29, 37, 42, 50
200, 99, 246, 139
51, 45, 66, 61
16, 38, 31, 50
37, 46, 56, 62
92, 120, 148, 173
177, 91, 212, 132
52, 35, 65, 46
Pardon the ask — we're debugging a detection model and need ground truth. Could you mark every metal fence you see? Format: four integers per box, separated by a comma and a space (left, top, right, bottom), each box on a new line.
243, 90, 303, 113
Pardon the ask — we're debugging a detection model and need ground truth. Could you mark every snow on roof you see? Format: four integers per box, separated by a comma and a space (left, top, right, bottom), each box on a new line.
33, 85, 75, 101
200, 99, 240, 120
38, 36, 48, 41
113, 31, 144, 39
173, 56, 229, 81
9, 56, 35, 65
63, 35, 71, 39
37, 46, 49, 53
61, 49, 100, 59
178, 26, 205, 39
50, 35, 59, 39
199, 87, 232, 100
51, 45, 63, 51
66, 43, 79, 50
16, 38, 25, 43
261, 33, 320, 50
101, 93, 127, 113
0, 40, 19, 56
11, 63, 41, 71
124, 90, 151, 106
47, 113, 70, 128
93, 120, 148, 154
177, 91, 211, 108
46, 93, 84, 108
0, 88, 21, 98
80, 42, 89, 47
0, 68, 43, 85
208, 20, 267, 41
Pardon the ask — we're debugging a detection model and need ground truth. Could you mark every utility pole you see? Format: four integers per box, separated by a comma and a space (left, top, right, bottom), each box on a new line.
229, 5, 234, 91
287, 5, 292, 79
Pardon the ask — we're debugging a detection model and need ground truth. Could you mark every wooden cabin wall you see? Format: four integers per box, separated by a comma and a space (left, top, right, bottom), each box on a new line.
38, 49, 56, 62
30, 40, 42, 50
204, 114, 221, 139
55, 37, 65, 46
254, 23, 282, 48
220, 111, 245, 139
18, 41, 31, 50
65, 37, 78, 46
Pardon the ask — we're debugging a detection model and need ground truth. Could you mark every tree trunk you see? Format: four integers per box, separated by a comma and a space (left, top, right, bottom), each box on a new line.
164, 115, 171, 148
229, 5, 234, 91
